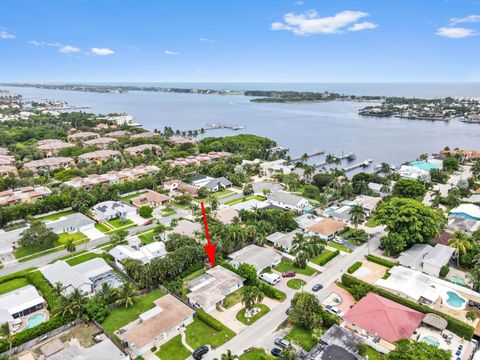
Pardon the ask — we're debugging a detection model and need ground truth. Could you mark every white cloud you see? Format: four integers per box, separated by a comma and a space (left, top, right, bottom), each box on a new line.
164, 49, 180, 55
271, 10, 377, 35
449, 15, 480, 25
199, 38, 213, 42
60, 45, 81, 53
28, 40, 43, 46
436, 26, 477, 38
90, 47, 115, 56
0, 30, 15, 39
348, 21, 378, 32
28, 41, 62, 47
294, 1, 304, 5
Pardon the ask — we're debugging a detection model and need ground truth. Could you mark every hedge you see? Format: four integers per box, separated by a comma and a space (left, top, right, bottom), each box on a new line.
196, 309, 224, 332
0, 267, 37, 285
25, 271, 59, 311
341, 274, 474, 340
316, 250, 340, 266
365, 255, 397, 268
348, 262, 362, 274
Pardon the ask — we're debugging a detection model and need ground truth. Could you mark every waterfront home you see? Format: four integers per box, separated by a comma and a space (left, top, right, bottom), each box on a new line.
83, 137, 118, 149
446, 216, 479, 235
266, 229, 303, 252
78, 149, 121, 164
92, 200, 136, 221
266, 191, 309, 212
450, 204, 480, 221
0, 186, 52, 206
67, 131, 99, 142
109, 242, 166, 269
397, 165, 430, 181
124, 144, 162, 156
0, 165, 18, 177
130, 190, 170, 208
41, 258, 121, 296
130, 131, 160, 139
163, 219, 203, 240
259, 159, 293, 177
117, 294, 195, 356
398, 244, 455, 277
187, 265, 244, 313
163, 179, 198, 196
169, 136, 197, 145
0, 285, 45, 326
368, 182, 392, 197
43, 213, 96, 235
440, 148, 480, 163
307, 218, 346, 240
343, 292, 424, 348
228, 244, 282, 273
214, 207, 239, 225
23, 157, 74, 174
36, 140, 75, 155
166, 151, 231, 167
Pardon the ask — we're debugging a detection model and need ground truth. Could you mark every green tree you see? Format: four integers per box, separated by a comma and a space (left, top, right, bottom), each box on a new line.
0, 322, 13, 351
349, 204, 367, 229
138, 205, 153, 218
289, 292, 324, 330
392, 179, 426, 200
65, 239, 76, 253
443, 156, 460, 172
449, 231, 472, 267
237, 263, 257, 286
19, 221, 58, 248
116, 283, 138, 308
281, 346, 299, 360
85, 296, 110, 322
387, 339, 450, 360
243, 183, 253, 195
219, 350, 238, 360
208, 194, 220, 211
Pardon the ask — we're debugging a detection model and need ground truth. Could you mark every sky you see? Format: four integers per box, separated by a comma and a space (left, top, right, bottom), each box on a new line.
1, 0, 480, 83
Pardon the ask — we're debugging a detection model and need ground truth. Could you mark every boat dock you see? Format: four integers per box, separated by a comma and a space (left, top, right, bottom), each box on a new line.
205, 123, 246, 130
292, 149, 325, 162
343, 159, 373, 172
313, 152, 356, 168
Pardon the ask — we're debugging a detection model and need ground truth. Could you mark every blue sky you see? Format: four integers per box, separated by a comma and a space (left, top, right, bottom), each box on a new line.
1, 0, 480, 82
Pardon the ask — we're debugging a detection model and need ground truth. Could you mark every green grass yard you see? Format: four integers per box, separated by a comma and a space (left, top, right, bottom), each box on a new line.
0, 278, 29, 295
327, 241, 352, 253
239, 348, 275, 360
223, 287, 243, 309
287, 278, 307, 290
101, 289, 165, 335
95, 223, 111, 233
310, 250, 338, 266
108, 218, 134, 228
285, 326, 316, 351
137, 230, 156, 244
36, 210, 76, 222
224, 195, 265, 206
365, 217, 380, 228
14, 232, 88, 260
66, 252, 106, 266
156, 335, 191, 360
185, 317, 235, 349
274, 258, 316, 276
236, 304, 270, 325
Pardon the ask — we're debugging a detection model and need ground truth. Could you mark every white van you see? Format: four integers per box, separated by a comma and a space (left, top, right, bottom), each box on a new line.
259, 273, 281, 286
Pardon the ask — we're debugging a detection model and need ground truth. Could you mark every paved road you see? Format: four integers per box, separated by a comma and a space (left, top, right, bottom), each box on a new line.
205, 243, 368, 359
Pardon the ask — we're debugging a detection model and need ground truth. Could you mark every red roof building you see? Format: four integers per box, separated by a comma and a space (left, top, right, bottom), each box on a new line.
343, 292, 424, 343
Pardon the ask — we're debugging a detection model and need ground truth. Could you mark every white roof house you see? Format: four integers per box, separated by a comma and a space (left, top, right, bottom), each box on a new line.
260, 160, 293, 177
0, 285, 45, 320
109, 242, 166, 269
92, 201, 137, 221
267, 191, 309, 212
397, 165, 430, 181
295, 213, 319, 230
231, 199, 269, 211
44, 213, 95, 234
266, 229, 303, 252
450, 204, 480, 221
398, 244, 455, 277
228, 244, 282, 273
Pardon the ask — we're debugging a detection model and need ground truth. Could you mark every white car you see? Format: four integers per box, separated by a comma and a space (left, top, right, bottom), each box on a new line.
332, 237, 344, 244
325, 305, 344, 317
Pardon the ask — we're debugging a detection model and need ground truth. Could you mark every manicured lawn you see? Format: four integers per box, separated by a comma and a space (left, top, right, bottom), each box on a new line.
274, 258, 316, 276
120, 191, 147, 202
223, 288, 243, 309
137, 230, 156, 244
285, 326, 316, 351
287, 278, 307, 290
37, 210, 76, 222
101, 289, 165, 335
310, 250, 338, 266
66, 252, 104, 266
236, 304, 270, 325
359, 345, 385, 360
14, 232, 88, 260
95, 223, 111, 233
224, 195, 265, 206
327, 241, 352, 253
239, 348, 275, 360
161, 208, 177, 217
365, 217, 380, 228
0, 278, 29, 295
108, 218, 134, 228
57, 232, 87, 244
156, 334, 191, 360
185, 317, 235, 349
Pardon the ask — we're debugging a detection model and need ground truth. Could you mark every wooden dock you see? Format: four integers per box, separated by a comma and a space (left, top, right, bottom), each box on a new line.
343, 159, 373, 172
292, 149, 325, 162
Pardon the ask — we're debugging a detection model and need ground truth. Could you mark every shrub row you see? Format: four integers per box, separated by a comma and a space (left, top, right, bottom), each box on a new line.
196, 308, 224, 332
316, 250, 340, 266
341, 274, 474, 340
365, 254, 397, 268
347, 262, 362, 274
0, 267, 36, 285
25, 271, 59, 311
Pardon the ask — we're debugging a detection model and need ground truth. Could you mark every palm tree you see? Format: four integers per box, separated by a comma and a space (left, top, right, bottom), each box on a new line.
281, 346, 299, 360
116, 283, 138, 308
326, 154, 335, 165
218, 350, 238, 360
208, 194, 220, 212
262, 188, 271, 197
251, 286, 264, 306
97, 282, 118, 304
380, 162, 391, 175
241, 286, 256, 310
349, 204, 367, 229
303, 165, 315, 179
52, 281, 64, 296
0, 322, 13, 351
449, 231, 473, 267
292, 232, 305, 251
65, 239, 76, 253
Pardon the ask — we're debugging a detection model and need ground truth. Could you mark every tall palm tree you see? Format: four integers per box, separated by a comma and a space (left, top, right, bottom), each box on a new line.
208, 194, 220, 212
218, 350, 238, 360
52, 281, 64, 296
97, 282, 118, 304
292, 232, 305, 252
251, 286, 265, 306
116, 283, 138, 308
449, 231, 472, 267
65, 239, 76, 253
241, 286, 256, 310
0, 322, 13, 351
380, 162, 391, 175
349, 204, 367, 229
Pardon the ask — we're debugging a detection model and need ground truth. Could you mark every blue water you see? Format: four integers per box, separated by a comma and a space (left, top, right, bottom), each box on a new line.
421, 336, 440, 347
26, 313, 46, 329
445, 291, 466, 308
409, 161, 440, 171
2, 84, 480, 169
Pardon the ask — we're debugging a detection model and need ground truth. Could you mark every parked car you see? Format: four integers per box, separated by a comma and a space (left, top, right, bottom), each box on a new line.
332, 237, 343, 244
325, 305, 344, 317
312, 284, 323, 292
274, 338, 291, 349
271, 347, 282, 357
260, 273, 281, 285
378, 243, 385, 250
192, 346, 209, 359
285, 306, 292, 315
282, 271, 296, 278
143, 219, 153, 225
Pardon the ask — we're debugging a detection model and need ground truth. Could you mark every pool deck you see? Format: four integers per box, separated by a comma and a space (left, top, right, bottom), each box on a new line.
412, 326, 473, 360
17, 309, 50, 333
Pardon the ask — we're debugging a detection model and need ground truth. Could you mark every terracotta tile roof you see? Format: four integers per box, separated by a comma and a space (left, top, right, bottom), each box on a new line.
307, 218, 346, 236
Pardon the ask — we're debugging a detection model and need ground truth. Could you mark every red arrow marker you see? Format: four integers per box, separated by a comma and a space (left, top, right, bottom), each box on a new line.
200, 202, 216, 267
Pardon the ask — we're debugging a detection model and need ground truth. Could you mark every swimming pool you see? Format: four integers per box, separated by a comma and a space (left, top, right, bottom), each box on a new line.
409, 161, 439, 171
445, 291, 466, 309
451, 275, 467, 287
324, 209, 334, 216
421, 336, 440, 347
26, 313, 46, 329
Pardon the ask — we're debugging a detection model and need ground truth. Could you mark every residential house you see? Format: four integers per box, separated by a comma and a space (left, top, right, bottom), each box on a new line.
398, 244, 455, 277
446, 216, 479, 235
92, 201, 137, 221
37, 140, 75, 155
83, 137, 118, 149
105, 130, 130, 138
440, 149, 480, 163
169, 136, 197, 145
23, 157, 74, 173
78, 150, 121, 164
463, 194, 480, 204
266, 229, 303, 252
191, 175, 214, 188
259, 159, 293, 177
131, 190, 170, 208
307, 218, 346, 240
214, 207, 239, 225
266, 191, 309, 212
67, 131, 99, 142
131, 131, 160, 139
0, 285, 45, 327
109, 242, 167, 269
368, 182, 392, 197
252, 181, 284, 196
187, 266, 244, 313
44, 213, 95, 234
450, 204, 480, 221
124, 144, 162, 156
295, 213, 319, 230
163, 180, 198, 196
163, 220, 203, 240
166, 152, 231, 167
305, 325, 364, 360
194, 176, 232, 192
0, 165, 18, 177
228, 244, 282, 273
0, 186, 52, 206
231, 199, 269, 211
397, 165, 430, 181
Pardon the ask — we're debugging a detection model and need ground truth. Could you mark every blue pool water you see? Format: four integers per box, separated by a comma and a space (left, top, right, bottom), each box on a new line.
421, 336, 440, 347
26, 313, 46, 329
324, 209, 334, 216
409, 161, 439, 171
451, 276, 467, 287
445, 291, 466, 308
